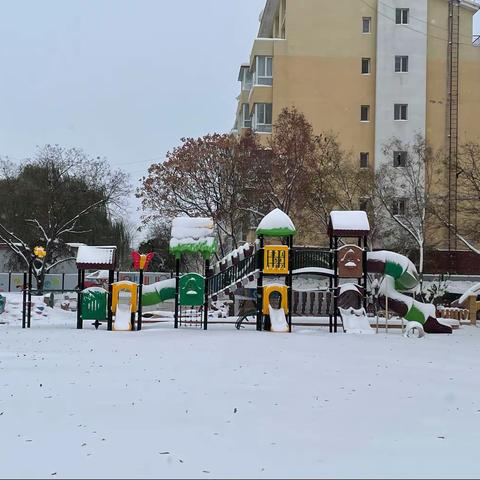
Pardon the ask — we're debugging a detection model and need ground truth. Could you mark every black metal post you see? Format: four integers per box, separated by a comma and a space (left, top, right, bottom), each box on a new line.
329, 235, 333, 333
27, 260, 33, 328
174, 258, 180, 329
137, 268, 144, 331
107, 269, 114, 331
287, 236, 293, 333
62, 273, 65, 293
333, 236, 339, 333
8, 272, 11, 293
76, 269, 83, 329
203, 258, 210, 331
256, 236, 264, 331
22, 271, 27, 329
363, 236, 368, 310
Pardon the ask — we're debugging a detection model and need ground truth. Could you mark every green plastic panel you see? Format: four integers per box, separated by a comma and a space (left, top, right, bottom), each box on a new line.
179, 273, 205, 307
82, 289, 108, 321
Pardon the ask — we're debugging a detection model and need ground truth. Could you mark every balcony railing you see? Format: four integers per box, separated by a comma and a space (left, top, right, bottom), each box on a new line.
474, 35, 480, 47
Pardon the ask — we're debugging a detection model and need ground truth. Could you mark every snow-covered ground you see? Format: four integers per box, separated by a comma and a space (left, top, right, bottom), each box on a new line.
1, 294, 480, 479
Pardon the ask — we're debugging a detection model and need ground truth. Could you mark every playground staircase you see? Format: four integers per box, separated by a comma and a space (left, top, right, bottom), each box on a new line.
208, 245, 331, 301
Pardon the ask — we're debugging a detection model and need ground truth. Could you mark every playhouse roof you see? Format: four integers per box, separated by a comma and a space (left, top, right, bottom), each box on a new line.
256, 209, 297, 237
328, 211, 370, 237
169, 216, 217, 259
76, 246, 117, 270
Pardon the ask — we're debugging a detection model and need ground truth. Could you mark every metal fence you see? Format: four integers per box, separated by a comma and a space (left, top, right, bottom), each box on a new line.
0, 271, 172, 293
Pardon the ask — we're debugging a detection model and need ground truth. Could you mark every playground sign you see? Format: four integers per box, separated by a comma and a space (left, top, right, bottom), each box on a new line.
338, 245, 364, 279
263, 246, 289, 275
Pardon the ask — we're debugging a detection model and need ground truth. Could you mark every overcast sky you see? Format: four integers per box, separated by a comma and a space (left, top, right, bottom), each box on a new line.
0, 1, 478, 240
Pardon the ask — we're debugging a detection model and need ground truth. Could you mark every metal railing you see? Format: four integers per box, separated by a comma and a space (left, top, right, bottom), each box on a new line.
291, 248, 331, 270
208, 255, 257, 296
474, 35, 480, 46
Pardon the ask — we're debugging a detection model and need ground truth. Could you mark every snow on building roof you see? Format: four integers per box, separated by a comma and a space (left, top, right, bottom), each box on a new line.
329, 211, 370, 237
169, 216, 217, 259
256, 208, 297, 237
76, 246, 117, 270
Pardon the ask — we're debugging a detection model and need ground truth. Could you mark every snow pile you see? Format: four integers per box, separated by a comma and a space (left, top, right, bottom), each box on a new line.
256, 209, 296, 237
457, 282, 480, 306
339, 307, 374, 334
329, 211, 370, 232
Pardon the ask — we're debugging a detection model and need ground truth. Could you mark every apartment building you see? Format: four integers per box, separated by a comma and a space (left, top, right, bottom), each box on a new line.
233, 0, 480, 263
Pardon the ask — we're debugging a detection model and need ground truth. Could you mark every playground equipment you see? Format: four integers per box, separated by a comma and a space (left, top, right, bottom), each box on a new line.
170, 216, 216, 329
81, 287, 108, 328
255, 209, 296, 333
328, 211, 371, 333
76, 246, 117, 330
111, 281, 138, 331
367, 251, 452, 334
207, 208, 453, 335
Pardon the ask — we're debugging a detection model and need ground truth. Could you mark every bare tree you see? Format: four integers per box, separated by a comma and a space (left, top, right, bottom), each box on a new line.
374, 135, 433, 281
307, 134, 375, 238
431, 142, 480, 254
138, 133, 261, 257
0, 144, 130, 292
256, 107, 318, 217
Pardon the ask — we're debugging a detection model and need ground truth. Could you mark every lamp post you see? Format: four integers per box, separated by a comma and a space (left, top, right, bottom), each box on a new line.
26, 246, 47, 328
132, 251, 154, 331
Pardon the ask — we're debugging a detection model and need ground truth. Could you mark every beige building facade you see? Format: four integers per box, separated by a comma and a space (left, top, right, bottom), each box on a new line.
234, 0, 480, 255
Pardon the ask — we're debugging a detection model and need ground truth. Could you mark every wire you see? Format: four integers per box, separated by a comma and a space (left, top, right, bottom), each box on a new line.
360, 0, 480, 46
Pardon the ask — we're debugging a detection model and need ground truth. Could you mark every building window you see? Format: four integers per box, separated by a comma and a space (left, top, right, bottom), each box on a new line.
359, 198, 369, 211
254, 103, 273, 132
396, 8, 409, 25
361, 58, 371, 74
394, 104, 408, 121
256, 56, 273, 86
362, 17, 372, 33
360, 152, 369, 168
395, 55, 409, 72
393, 198, 407, 216
393, 151, 407, 167
241, 68, 253, 91
361, 105, 370, 122
242, 104, 251, 129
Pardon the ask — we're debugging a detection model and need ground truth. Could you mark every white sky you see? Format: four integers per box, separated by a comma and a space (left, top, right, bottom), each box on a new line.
0, 1, 478, 242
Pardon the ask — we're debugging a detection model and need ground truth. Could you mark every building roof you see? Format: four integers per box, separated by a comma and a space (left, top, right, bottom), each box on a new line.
256, 208, 296, 237
169, 216, 217, 259
328, 211, 370, 237
76, 246, 117, 270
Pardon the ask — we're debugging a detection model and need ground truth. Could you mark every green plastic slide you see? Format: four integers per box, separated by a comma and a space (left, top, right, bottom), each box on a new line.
367, 251, 452, 334
142, 278, 176, 307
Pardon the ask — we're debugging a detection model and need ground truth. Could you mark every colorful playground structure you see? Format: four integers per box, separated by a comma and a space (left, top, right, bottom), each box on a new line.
50, 208, 457, 335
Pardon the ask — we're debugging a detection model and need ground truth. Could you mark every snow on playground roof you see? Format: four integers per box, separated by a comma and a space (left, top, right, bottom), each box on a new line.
169, 216, 217, 259
329, 211, 370, 236
76, 246, 116, 270
256, 209, 296, 237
